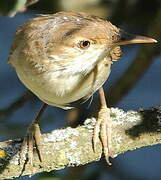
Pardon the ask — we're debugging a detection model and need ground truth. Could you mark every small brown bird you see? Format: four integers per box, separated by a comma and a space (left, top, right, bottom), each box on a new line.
9, 11, 157, 165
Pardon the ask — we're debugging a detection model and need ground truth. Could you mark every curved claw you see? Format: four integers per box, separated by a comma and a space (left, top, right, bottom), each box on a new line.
19, 122, 43, 166
93, 106, 113, 165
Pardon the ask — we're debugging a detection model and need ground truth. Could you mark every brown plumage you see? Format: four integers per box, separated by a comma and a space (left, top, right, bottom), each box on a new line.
9, 11, 157, 165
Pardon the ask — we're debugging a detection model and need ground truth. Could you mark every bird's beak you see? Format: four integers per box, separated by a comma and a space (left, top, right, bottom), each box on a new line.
116, 31, 157, 46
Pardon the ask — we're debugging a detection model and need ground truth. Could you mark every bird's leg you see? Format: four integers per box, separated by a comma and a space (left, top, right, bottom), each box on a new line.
20, 103, 48, 165
93, 87, 113, 165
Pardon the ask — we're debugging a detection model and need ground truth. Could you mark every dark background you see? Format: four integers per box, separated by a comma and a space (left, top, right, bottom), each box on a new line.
0, 0, 161, 179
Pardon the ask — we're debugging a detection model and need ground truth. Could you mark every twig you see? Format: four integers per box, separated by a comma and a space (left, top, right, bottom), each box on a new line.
0, 105, 161, 179
0, 91, 33, 120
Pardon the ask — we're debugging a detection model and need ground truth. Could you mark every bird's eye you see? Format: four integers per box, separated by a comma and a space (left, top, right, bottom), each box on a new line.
78, 40, 91, 49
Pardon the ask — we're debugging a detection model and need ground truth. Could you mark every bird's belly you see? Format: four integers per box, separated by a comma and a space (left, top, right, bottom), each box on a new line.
15, 58, 111, 108
15, 68, 83, 107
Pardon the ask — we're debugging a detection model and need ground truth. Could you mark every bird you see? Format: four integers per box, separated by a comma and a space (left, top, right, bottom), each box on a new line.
9, 11, 157, 165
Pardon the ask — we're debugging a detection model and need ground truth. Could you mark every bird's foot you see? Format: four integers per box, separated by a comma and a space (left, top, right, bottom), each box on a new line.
93, 105, 113, 165
19, 122, 43, 166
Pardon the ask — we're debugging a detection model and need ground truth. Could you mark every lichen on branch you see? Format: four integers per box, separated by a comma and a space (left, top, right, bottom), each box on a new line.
0, 106, 161, 179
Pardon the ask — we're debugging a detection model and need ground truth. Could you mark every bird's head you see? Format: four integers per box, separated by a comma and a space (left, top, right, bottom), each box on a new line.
10, 11, 157, 76
45, 11, 157, 75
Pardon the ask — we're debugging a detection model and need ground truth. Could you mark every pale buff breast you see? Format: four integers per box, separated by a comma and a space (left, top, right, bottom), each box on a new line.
10, 49, 111, 108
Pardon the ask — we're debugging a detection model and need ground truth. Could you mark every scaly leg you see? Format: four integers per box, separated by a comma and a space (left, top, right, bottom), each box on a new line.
93, 87, 112, 165
20, 103, 48, 165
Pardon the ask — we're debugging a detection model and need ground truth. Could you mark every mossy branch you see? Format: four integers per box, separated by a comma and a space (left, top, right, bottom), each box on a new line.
0, 105, 161, 179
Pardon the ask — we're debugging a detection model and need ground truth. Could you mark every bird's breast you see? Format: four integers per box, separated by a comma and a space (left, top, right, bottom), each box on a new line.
40, 56, 112, 107
12, 52, 111, 108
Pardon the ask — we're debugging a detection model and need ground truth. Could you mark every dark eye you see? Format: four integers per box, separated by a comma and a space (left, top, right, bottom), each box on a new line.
78, 40, 90, 49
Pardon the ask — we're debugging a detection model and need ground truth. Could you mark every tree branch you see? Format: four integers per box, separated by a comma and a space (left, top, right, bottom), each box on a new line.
0, 105, 161, 179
